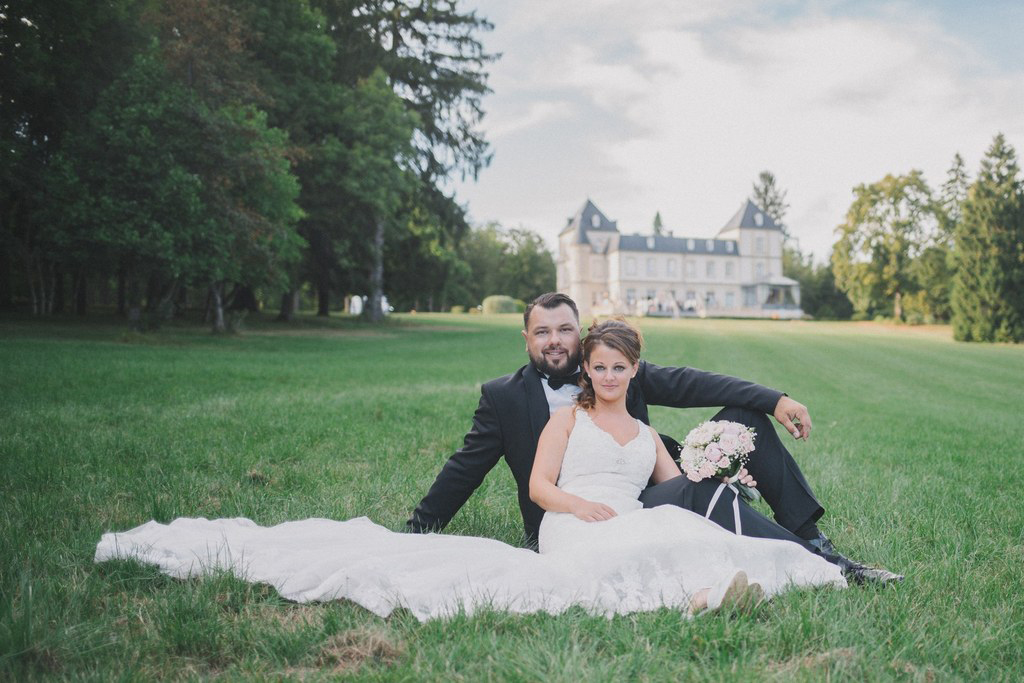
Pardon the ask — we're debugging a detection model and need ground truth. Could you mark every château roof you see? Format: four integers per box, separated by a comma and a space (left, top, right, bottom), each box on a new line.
560, 199, 618, 244
717, 199, 782, 234
618, 234, 737, 255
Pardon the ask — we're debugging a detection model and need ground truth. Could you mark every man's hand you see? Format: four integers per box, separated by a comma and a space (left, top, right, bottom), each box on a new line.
570, 500, 618, 522
774, 396, 812, 440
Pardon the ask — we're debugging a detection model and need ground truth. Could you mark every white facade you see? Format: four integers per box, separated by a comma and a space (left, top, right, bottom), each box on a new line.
557, 199, 802, 319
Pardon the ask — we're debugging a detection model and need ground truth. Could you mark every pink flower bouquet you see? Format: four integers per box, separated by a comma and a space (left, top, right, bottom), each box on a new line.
678, 420, 759, 501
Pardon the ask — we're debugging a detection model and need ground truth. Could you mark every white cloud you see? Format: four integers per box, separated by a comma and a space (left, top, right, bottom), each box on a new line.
486, 100, 575, 140
456, 2, 1024, 261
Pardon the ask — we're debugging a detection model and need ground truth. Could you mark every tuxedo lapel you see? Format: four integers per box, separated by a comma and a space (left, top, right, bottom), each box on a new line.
523, 364, 550, 444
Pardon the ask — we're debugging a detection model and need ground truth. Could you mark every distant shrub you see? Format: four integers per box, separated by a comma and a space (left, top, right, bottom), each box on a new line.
482, 295, 518, 314
513, 299, 527, 313
450, 305, 466, 314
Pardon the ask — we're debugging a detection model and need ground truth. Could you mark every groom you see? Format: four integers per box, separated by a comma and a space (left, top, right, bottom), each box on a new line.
407, 292, 901, 583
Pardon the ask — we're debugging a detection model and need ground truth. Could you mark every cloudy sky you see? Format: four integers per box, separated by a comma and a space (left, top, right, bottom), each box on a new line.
449, 0, 1024, 262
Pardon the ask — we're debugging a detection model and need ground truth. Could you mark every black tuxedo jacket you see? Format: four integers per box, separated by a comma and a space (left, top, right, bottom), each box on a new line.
407, 360, 783, 545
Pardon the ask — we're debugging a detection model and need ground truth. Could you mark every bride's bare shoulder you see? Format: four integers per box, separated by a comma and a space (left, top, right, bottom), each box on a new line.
551, 405, 578, 421
548, 405, 578, 431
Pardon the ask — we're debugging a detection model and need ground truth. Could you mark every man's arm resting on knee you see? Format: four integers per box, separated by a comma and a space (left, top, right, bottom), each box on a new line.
637, 361, 783, 414
637, 362, 812, 440
406, 387, 504, 533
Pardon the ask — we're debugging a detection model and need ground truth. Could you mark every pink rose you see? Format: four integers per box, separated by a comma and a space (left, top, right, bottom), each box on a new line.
718, 434, 740, 454
704, 443, 723, 461
722, 421, 744, 437
739, 432, 755, 451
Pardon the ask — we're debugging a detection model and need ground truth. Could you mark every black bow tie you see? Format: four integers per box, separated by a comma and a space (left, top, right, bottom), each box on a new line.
546, 372, 581, 390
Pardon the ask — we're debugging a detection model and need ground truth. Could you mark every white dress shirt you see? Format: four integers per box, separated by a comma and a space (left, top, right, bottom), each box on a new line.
541, 374, 582, 415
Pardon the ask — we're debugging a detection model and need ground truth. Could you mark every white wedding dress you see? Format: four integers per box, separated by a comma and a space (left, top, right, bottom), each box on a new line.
95, 411, 845, 621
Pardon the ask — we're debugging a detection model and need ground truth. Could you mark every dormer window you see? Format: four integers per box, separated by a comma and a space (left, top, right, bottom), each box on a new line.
754, 212, 764, 227
726, 242, 734, 253
687, 239, 695, 250
646, 236, 655, 249
706, 239, 714, 251
591, 214, 600, 228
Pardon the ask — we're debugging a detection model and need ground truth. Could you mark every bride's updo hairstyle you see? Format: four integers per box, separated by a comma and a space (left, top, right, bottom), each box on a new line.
576, 318, 644, 410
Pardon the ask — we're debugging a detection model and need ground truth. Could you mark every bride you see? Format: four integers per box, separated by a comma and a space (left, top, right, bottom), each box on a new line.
95, 320, 844, 620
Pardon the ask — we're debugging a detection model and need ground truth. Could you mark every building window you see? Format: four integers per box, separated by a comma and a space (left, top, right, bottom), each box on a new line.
755, 237, 765, 255
686, 261, 695, 278
626, 257, 636, 276
667, 259, 677, 276
756, 262, 764, 279
646, 236, 655, 249
706, 261, 716, 278
754, 212, 764, 227
726, 242, 734, 253
687, 238, 695, 250
744, 288, 757, 307
725, 261, 734, 278
626, 288, 636, 304
706, 239, 714, 251
591, 213, 600, 228
646, 289, 656, 300
705, 291, 717, 308
646, 257, 656, 276
725, 291, 735, 308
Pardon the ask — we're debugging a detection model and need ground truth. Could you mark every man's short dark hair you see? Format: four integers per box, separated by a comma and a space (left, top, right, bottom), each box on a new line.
523, 292, 580, 329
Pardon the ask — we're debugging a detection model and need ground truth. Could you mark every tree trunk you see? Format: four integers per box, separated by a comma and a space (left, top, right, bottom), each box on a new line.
116, 265, 127, 316
52, 266, 65, 314
26, 254, 38, 316
74, 271, 87, 315
157, 279, 180, 321
144, 273, 161, 313
174, 284, 188, 318
317, 285, 330, 317
126, 274, 142, 331
893, 290, 903, 322
229, 285, 259, 313
367, 217, 385, 323
277, 290, 296, 322
0, 237, 11, 310
210, 282, 226, 333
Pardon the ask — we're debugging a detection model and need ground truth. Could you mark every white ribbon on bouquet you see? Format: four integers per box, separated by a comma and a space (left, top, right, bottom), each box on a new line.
703, 472, 744, 535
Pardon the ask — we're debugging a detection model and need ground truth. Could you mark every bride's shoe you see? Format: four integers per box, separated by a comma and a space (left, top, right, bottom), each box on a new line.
704, 571, 765, 614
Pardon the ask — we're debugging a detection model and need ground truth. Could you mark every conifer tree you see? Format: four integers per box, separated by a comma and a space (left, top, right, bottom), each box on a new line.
952, 134, 1024, 342
752, 171, 790, 240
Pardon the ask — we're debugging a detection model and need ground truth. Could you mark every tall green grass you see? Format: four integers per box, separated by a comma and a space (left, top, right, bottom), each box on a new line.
1, 313, 1022, 680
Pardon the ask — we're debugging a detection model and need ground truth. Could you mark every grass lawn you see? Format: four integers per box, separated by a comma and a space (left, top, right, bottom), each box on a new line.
2, 312, 1023, 681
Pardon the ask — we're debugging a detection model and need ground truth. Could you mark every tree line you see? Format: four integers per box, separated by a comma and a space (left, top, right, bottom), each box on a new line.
0, 0, 554, 329
760, 134, 1024, 342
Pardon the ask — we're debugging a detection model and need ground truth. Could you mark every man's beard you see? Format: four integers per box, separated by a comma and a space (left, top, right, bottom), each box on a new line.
529, 345, 582, 378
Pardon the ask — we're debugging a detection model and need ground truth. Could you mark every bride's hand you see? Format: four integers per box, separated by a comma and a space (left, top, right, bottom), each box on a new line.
570, 500, 618, 522
722, 468, 757, 489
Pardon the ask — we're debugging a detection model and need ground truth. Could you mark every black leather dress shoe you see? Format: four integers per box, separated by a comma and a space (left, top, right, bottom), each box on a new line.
808, 533, 904, 585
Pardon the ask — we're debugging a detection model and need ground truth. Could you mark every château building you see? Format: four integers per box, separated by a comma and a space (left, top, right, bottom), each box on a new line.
557, 199, 802, 318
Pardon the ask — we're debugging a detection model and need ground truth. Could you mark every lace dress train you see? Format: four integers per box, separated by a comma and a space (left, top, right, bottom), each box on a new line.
95, 411, 844, 621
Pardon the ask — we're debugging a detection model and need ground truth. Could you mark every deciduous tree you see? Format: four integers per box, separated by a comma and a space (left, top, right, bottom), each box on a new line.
832, 171, 941, 321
